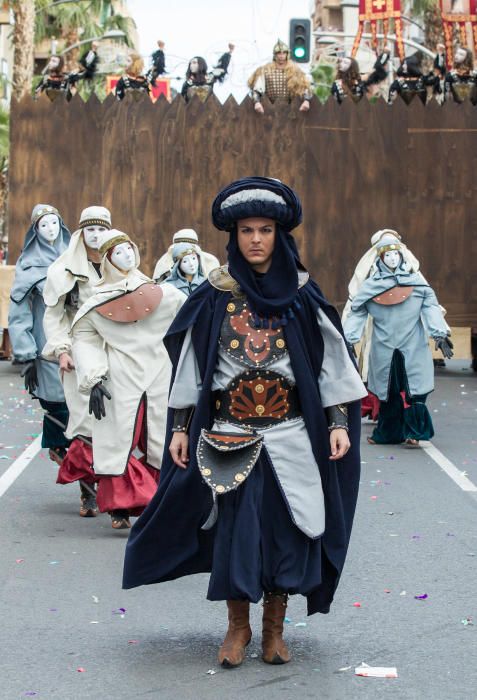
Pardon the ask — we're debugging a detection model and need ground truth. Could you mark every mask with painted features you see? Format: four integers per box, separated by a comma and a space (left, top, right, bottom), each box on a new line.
382, 250, 401, 270
110, 242, 136, 271
36, 213, 60, 243
83, 225, 107, 250
455, 47, 467, 64
180, 252, 199, 276
338, 57, 352, 72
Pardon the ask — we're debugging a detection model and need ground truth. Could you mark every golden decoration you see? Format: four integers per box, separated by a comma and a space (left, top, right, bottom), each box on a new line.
276, 339, 285, 349
255, 405, 265, 415
227, 302, 236, 313
215, 399, 221, 410
201, 468, 211, 476
255, 384, 265, 394
230, 339, 239, 349
216, 485, 225, 494
234, 473, 245, 483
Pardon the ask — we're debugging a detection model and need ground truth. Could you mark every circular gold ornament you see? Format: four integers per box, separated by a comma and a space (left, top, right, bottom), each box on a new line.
227, 302, 236, 313
230, 339, 239, 349
276, 339, 285, 349
255, 404, 265, 415
201, 468, 211, 476
255, 384, 264, 394
234, 473, 245, 483
216, 485, 225, 494
215, 399, 221, 410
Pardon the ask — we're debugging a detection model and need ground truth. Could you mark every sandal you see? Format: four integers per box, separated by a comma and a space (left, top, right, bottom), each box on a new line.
79, 482, 98, 518
111, 510, 131, 530
367, 437, 376, 445
404, 438, 420, 448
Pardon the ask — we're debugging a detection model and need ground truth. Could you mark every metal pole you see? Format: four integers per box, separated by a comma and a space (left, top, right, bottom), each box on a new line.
314, 30, 435, 59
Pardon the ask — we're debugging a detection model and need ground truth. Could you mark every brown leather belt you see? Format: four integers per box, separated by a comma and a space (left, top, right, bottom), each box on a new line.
214, 370, 301, 429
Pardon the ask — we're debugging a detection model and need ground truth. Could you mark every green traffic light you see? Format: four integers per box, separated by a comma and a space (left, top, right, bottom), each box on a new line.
294, 47, 306, 59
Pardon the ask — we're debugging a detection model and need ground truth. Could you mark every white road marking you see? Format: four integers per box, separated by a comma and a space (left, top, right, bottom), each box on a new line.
422, 441, 477, 493
0, 435, 43, 499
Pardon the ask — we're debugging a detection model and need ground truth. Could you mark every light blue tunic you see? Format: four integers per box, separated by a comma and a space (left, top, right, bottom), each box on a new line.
343, 260, 448, 401
9, 218, 70, 403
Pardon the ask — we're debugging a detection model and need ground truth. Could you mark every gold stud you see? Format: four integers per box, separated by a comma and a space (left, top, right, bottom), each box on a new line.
276, 339, 285, 349
255, 384, 264, 394
215, 400, 221, 409
145, 307, 150, 312
255, 405, 265, 415
230, 339, 239, 349
126, 306, 131, 310
235, 473, 245, 483
201, 468, 211, 476
227, 302, 235, 312
108, 312, 113, 317
216, 485, 225, 494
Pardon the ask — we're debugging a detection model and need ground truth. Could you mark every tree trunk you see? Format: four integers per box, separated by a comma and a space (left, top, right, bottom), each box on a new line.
63, 29, 80, 73
11, 0, 36, 99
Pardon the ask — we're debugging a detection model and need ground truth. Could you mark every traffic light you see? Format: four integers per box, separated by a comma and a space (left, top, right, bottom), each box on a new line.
289, 18, 311, 63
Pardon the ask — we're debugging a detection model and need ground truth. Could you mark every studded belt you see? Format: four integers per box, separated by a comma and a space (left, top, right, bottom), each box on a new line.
214, 370, 301, 429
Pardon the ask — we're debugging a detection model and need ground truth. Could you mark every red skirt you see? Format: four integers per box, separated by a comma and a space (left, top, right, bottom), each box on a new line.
57, 399, 159, 514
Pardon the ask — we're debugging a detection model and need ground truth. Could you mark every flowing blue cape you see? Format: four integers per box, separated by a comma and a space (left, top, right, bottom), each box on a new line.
123, 278, 361, 615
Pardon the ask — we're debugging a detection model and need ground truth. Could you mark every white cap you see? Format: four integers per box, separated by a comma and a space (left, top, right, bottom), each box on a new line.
172, 229, 199, 245
97, 228, 131, 257
370, 229, 401, 246
79, 206, 111, 229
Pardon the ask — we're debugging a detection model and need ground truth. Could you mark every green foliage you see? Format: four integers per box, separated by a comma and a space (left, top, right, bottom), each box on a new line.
0, 107, 9, 172
311, 63, 335, 103
412, 0, 439, 16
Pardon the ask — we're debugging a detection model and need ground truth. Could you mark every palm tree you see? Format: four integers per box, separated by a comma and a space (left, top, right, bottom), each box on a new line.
35, 0, 134, 72
411, 0, 443, 51
10, 0, 36, 99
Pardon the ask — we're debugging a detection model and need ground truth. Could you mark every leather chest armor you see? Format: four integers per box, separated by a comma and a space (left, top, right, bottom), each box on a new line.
219, 298, 288, 369
95, 283, 163, 322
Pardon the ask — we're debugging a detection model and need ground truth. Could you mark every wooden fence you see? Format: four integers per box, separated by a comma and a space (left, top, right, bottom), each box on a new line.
8, 93, 477, 326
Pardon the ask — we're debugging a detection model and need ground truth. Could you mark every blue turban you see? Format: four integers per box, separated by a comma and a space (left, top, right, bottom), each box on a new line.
211, 177, 304, 327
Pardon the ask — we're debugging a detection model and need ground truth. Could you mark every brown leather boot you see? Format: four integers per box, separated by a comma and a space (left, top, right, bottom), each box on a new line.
261, 592, 291, 664
218, 600, 252, 668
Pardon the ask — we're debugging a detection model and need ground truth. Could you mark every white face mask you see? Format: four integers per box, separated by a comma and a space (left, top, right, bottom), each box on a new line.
83, 225, 107, 250
189, 58, 199, 74
37, 214, 60, 243
48, 56, 60, 70
180, 253, 199, 276
339, 57, 351, 72
126, 54, 133, 69
455, 48, 467, 64
382, 250, 401, 270
110, 242, 136, 271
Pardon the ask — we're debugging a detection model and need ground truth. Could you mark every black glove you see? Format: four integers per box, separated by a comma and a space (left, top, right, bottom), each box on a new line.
434, 337, 454, 359
88, 382, 112, 420
20, 359, 39, 394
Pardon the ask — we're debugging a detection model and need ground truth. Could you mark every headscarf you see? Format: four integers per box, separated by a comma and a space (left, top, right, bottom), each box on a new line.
11, 205, 70, 303
211, 176, 303, 327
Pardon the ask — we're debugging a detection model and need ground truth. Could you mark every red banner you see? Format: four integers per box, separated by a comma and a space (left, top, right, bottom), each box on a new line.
440, 0, 477, 68
352, 0, 404, 61
106, 76, 171, 102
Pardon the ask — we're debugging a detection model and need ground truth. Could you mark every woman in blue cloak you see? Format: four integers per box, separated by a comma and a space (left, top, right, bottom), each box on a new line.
9, 204, 71, 461
123, 177, 366, 668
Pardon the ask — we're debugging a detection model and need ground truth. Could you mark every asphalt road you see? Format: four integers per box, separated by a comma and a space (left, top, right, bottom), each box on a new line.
0, 360, 476, 700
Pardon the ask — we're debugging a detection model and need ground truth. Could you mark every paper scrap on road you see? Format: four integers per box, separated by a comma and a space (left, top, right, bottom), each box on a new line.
355, 665, 398, 678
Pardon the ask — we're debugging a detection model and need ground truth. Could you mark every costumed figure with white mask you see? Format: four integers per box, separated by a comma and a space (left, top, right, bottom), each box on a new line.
9, 205, 71, 463
43, 206, 111, 518
343, 234, 453, 447
123, 177, 366, 669
162, 241, 206, 297
153, 229, 220, 282
181, 46, 234, 103
115, 53, 151, 101
445, 47, 477, 103
388, 52, 437, 105
363, 48, 391, 98
35, 55, 72, 100
342, 229, 421, 421
331, 56, 365, 104
248, 39, 312, 114
70, 230, 185, 530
